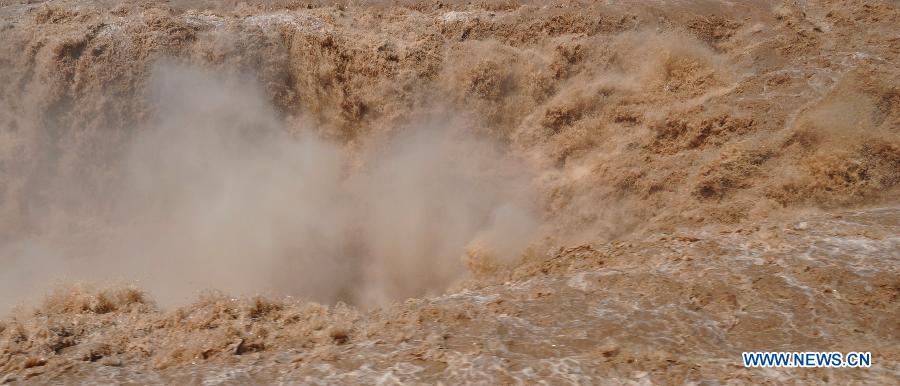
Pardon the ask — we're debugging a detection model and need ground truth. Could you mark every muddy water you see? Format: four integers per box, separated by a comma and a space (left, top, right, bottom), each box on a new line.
7, 206, 894, 384
1, 0, 899, 384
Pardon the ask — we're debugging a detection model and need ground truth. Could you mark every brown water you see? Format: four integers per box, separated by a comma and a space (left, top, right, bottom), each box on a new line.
0, 0, 898, 384
2, 206, 896, 384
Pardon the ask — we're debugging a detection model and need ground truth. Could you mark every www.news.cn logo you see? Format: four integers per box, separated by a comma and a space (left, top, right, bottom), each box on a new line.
742, 352, 871, 368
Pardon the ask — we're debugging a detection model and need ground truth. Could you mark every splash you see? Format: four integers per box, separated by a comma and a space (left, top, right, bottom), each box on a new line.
0, 63, 538, 311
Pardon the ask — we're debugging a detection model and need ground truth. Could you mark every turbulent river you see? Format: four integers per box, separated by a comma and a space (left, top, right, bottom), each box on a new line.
1, 0, 898, 384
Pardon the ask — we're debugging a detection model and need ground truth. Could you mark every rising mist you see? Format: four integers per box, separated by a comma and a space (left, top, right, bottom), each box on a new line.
0, 63, 538, 313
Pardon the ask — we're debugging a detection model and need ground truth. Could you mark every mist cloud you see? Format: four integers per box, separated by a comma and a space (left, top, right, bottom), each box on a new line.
0, 64, 539, 312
